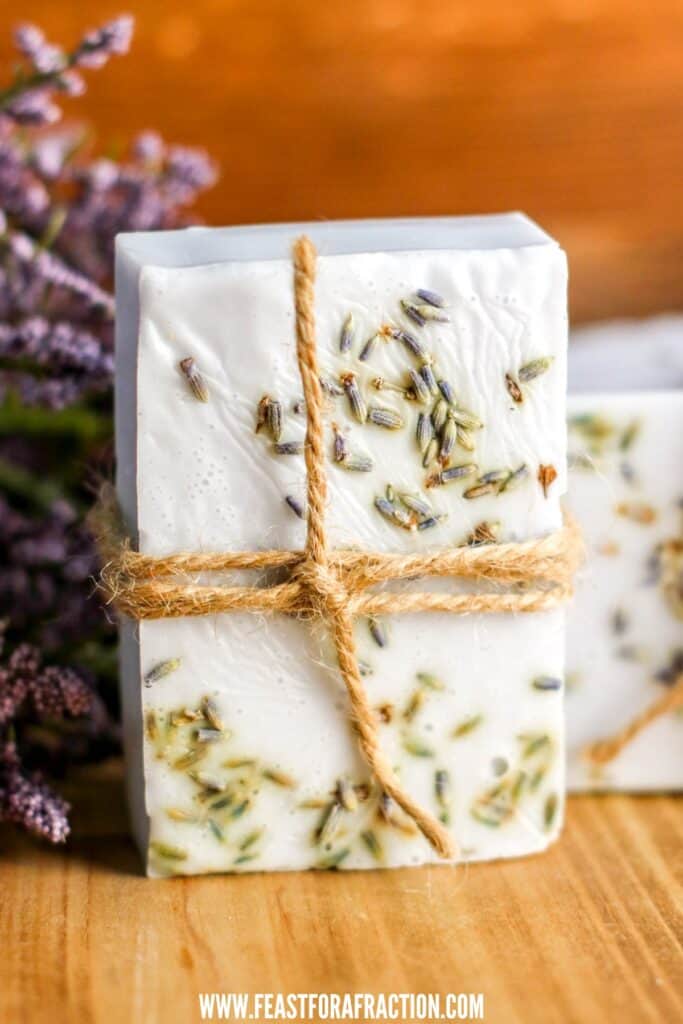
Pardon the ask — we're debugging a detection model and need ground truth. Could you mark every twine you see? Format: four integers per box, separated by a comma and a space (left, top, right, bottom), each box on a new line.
95, 235, 585, 860
584, 674, 683, 766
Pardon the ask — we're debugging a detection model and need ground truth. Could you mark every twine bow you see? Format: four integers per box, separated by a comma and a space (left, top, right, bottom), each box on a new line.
95, 236, 585, 860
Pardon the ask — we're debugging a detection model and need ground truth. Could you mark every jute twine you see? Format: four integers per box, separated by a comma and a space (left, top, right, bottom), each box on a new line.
94, 235, 588, 859
584, 535, 683, 767
584, 674, 683, 766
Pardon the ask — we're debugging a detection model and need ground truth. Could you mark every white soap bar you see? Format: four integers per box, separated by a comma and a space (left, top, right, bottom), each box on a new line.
115, 216, 569, 876
566, 386, 683, 791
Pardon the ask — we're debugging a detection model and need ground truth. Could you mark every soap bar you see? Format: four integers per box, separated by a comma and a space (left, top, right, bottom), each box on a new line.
115, 215, 569, 876
566, 386, 683, 791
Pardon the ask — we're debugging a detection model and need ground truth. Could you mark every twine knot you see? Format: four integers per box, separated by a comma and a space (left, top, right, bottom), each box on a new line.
292, 557, 349, 620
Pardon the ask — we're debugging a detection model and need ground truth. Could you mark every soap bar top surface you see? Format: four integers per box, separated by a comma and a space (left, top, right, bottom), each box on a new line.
117, 216, 568, 557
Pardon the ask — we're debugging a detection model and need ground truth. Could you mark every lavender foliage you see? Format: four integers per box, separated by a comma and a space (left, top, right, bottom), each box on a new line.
0, 16, 216, 841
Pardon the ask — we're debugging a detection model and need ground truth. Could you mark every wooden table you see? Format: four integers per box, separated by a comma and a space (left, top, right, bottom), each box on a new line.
1, 761, 681, 1024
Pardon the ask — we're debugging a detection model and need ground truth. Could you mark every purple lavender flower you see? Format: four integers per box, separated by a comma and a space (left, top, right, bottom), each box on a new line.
1, 750, 71, 843
165, 145, 218, 199
30, 130, 82, 180
0, 317, 114, 409
0, 13, 217, 842
2, 89, 61, 127
73, 16, 134, 69
133, 130, 164, 164
0, 630, 92, 727
1, 230, 114, 321
0, 141, 51, 230
0, 16, 132, 129
0, 634, 91, 841
0, 495, 108, 651
13, 24, 65, 74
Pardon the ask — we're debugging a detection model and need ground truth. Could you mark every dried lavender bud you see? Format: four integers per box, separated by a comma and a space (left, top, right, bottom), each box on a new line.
341, 453, 374, 472
359, 334, 380, 362
532, 676, 563, 691
144, 658, 181, 686
368, 617, 389, 648
341, 372, 367, 423
505, 373, 523, 404
373, 497, 415, 530
319, 376, 344, 397
255, 396, 270, 433
449, 406, 483, 431
478, 469, 511, 486
439, 416, 457, 463
266, 398, 283, 442
438, 380, 454, 403
500, 463, 530, 492
408, 368, 430, 404
285, 495, 306, 519
456, 425, 476, 452
399, 300, 426, 327
426, 463, 478, 488
339, 313, 355, 354
398, 492, 432, 518
417, 515, 446, 531
273, 441, 304, 456
463, 481, 498, 500
416, 412, 434, 452
437, 379, 456, 404
179, 357, 209, 402
331, 423, 349, 463
519, 357, 554, 383
431, 400, 449, 436
419, 361, 439, 396
435, 768, 450, 807
422, 438, 440, 468
367, 406, 404, 430
416, 288, 446, 308
390, 328, 427, 360
406, 303, 449, 323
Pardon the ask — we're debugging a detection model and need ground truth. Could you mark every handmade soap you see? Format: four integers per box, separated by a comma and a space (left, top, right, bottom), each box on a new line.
115, 215, 569, 876
566, 322, 683, 791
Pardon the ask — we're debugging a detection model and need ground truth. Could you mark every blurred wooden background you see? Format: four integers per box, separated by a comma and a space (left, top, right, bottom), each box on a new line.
2, 0, 683, 323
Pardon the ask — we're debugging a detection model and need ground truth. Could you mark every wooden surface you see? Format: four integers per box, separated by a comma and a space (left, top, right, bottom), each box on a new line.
2, 1, 683, 323
1, 761, 682, 1024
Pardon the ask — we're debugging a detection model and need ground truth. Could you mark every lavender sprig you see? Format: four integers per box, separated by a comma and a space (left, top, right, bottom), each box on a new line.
0, 317, 113, 409
1, 741, 70, 843
0, 15, 217, 842
0, 630, 95, 843
0, 17, 133, 127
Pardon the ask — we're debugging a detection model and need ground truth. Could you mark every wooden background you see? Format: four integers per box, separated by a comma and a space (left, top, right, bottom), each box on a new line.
1, 3, 682, 1022
2, 0, 683, 322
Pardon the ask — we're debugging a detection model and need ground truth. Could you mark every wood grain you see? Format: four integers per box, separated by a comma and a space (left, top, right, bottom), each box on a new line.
1, 761, 682, 1024
2, 1, 683, 322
